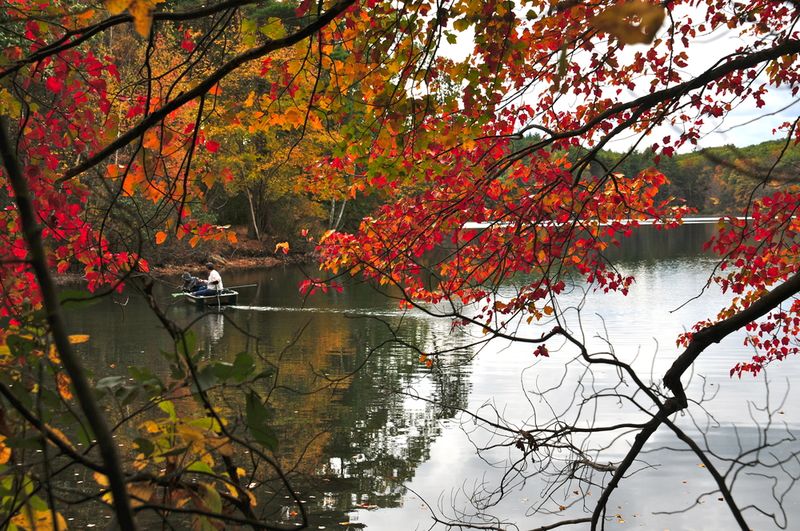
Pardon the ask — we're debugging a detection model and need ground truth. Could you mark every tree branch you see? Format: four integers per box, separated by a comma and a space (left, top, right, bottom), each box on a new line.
0, 116, 138, 530
55, 0, 356, 185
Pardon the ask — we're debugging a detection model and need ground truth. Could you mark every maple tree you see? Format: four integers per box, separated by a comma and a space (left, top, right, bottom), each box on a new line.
0, 0, 800, 530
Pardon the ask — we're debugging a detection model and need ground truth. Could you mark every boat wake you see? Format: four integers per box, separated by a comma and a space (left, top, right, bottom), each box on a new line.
227, 305, 415, 318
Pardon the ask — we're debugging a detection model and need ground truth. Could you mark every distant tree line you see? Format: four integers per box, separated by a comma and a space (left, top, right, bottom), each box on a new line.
591, 140, 800, 215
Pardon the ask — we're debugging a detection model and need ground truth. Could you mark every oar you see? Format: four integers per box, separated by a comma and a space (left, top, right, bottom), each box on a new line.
226, 283, 258, 290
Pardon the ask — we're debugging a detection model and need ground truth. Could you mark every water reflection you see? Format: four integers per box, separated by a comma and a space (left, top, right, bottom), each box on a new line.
63, 223, 800, 530
67, 268, 474, 528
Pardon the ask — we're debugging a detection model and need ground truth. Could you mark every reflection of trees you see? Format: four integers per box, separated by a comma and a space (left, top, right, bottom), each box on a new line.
258, 309, 471, 521
256, 310, 473, 523
604, 223, 715, 263
64, 271, 476, 527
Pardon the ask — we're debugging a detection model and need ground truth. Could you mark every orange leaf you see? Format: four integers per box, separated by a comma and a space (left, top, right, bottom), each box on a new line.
0, 435, 11, 465
155, 231, 168, 245
590, 1, 665, 45
142, 129, 160, 150
275, 241, 290, 254
56, 372, 73, 400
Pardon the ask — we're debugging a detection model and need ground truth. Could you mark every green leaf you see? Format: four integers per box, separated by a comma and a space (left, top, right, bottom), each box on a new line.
128, 366, 160, 386
188, 417, 220, 431
178, 331, 196, 356
77, 424, 94, 447
159, 400, 177, 421
211, 362, 234, 381
245, 391, 277, 451
27, 494, 48, 511
192, 366, 218, 394
117, 385, 140, 406
200, 483, 222, 514
159, 445, 189, 458
95, 375, 126, 394
6, 436, 42, 450
231, 352, 255, 382
187, 461, 214, 475
452, 17, 471, 32
6, 334, 35, 357
241, 18, 257, 46
259, 17, 286, 39
170, 363, 185, 381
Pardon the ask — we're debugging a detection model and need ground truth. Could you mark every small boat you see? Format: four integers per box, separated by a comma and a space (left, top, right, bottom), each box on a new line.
184, 289, 238, 307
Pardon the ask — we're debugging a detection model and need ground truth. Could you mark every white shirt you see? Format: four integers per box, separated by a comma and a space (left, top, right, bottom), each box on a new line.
207, 269, 223, 291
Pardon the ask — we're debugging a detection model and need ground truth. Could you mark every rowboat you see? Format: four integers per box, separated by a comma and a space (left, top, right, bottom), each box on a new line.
184, 289, 238, 307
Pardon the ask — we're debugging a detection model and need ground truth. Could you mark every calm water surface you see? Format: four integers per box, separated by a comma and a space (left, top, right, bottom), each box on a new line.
66, 224, 800, 530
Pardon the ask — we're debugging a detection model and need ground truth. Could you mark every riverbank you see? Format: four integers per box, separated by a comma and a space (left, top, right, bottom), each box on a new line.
54, 252, 315, 286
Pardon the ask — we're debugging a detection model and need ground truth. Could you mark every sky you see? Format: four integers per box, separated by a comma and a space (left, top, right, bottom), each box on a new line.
441, 3, 800, 153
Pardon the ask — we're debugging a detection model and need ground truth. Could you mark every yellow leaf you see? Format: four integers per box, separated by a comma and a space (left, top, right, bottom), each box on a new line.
283, 107, 305, 127
48, 344, 60, 363
11, 510, 67, 530
155, 231, 168, 245
105, 0, 132, 15
129, 0, 156, 36
274, 242, 290, 255
93, 471, 109, 487
177, 424, 204, 445
47, 426, 75, 449
202, 172, 216, 189
68, 334, 90, 344
128, 482, 154, 508
590, 1, 665, 45
244, 91, 256, 108
0, 88, 21, 118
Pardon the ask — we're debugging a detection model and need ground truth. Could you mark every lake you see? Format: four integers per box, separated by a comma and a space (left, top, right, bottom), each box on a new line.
66, 223, 800, 530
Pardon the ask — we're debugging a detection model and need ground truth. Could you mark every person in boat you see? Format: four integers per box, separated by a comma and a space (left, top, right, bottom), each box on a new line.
192, 262, 224, 297
181, 272, 204, 293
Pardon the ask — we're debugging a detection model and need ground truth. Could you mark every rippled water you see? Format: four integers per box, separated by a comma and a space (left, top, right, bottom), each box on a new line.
66, 224, 800, 530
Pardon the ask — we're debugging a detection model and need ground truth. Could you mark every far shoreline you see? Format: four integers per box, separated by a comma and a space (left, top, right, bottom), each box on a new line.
53, 252, 315, 286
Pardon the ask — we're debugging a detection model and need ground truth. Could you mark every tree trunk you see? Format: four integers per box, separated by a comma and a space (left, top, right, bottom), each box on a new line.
245, 187, 260, 241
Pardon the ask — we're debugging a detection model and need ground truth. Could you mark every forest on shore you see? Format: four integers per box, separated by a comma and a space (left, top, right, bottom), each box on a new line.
153, 137, 800, 268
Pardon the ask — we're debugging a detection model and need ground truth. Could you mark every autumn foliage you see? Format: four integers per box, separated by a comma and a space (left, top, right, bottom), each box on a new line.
1, 0, 800, 529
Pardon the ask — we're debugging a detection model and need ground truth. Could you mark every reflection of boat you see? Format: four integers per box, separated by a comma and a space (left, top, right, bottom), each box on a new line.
207, 312, 225, 343
185, 290, 238, 307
